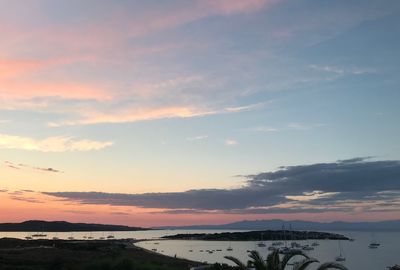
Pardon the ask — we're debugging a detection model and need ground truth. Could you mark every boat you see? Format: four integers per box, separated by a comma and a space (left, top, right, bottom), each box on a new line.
52, 233, 59, 240
32, 233, 47, 238
25, 236, 33, 240
31, 225, 47, 238
335, 255, 346, 262
311, 241, 320, 247
335, 241, 346, 262
279, 247, 291, 254
291, 242, 301, 248
268, 246, 277, 251
369, 240, 380, 248
226, 242, 233, 251
257, 233, 266, 247
369, 233, 381, 248
67, 232, 75, 240
302, 245, 314, 251
369, 242, 379, 249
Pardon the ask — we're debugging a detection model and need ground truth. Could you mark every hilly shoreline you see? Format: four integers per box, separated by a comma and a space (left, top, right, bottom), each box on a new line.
163, 229, 348, 241
0, 220, 149, 232
157, 219, 400, 231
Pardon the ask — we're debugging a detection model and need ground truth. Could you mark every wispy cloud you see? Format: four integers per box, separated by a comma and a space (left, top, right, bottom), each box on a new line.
6, 190, 44, 204
249, 126, 279, 132
63, 210, 95, 215
47, 101, 266, 127
186, 135, 209, 141
10, 196, 44, 204
48, 106, 217, 126
224, 102, 267, 113
225, 139, 238, 146
248, 123, 325, 133
0, 134, 113, 152
4, 161, 63, 173
0, 0, 274, 127
287, 122, 326, 130
308, 64, 376, 75
110, 211, 130, 216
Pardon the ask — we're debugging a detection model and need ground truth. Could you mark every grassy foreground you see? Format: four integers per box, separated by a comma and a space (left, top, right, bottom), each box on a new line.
0, 238, 229, 270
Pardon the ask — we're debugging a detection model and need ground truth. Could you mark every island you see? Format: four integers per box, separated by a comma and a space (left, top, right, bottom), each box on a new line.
162, 229, 349, 241
0, 220, 149, 232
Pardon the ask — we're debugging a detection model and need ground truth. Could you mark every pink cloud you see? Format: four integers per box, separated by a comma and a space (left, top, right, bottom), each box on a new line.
0, 1, 273, 123
0, 81, 111, 102
201, 0, 272, 15
0, 133, 113, 152
49, 105, 217, 126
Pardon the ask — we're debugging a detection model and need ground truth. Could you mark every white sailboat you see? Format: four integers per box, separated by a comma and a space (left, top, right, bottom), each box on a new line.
257, 233, 266, 247
311, 241, 320, 247
335, 240, 346, 262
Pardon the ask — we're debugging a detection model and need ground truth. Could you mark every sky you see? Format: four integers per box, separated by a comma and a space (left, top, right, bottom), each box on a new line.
1, 0, 400, 227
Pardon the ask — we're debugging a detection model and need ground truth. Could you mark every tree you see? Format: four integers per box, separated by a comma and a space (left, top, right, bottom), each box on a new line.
225, 250, 349, 270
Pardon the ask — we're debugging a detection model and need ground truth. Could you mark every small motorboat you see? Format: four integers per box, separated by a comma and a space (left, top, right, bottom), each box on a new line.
302, 245, 314, 251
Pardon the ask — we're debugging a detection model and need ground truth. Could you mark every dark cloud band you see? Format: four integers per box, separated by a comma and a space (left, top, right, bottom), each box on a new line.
43, 158, 400, 214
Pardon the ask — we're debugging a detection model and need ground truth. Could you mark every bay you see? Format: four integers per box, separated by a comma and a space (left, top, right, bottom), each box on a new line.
1, 230, 399, 269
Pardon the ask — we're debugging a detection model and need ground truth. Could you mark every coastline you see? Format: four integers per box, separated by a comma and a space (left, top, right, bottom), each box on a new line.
0, 237, 207, 270
162, 229, 349, 241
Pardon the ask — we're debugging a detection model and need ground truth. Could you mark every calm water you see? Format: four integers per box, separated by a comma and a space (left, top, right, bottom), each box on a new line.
135, 230, 400, 270
0, 229, 241, 241
1, 230, 399, 269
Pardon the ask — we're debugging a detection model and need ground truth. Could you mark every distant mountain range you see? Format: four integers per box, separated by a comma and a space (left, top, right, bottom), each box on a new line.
156, 219, 400, 231
0, 220, 148, 232
2, 219, 399, 232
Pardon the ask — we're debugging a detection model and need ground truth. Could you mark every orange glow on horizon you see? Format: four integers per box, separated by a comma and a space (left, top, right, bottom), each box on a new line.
1, 191, 398, 228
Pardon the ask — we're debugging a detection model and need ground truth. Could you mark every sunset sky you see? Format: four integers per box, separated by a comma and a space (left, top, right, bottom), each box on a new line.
1, 0, 400, 227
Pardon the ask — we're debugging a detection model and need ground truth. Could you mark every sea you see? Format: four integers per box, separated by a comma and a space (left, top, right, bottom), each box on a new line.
1, 230, 399, 270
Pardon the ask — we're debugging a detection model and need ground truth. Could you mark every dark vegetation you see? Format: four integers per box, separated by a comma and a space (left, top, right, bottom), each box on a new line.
0, 220, 148, 232
0, 238, 222, 270
163, 230, 348, 241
